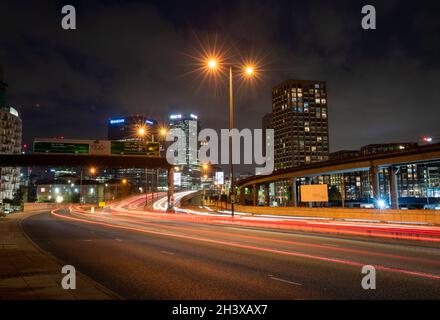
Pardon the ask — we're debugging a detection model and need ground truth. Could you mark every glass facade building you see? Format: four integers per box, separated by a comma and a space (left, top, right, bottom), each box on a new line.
168, 113, 201, 190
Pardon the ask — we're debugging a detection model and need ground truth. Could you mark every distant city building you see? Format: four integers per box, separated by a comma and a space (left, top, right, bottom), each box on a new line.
108, 115, 158, 141
329, 150, 360, 161
272, 79, 329, 171
0, 68, 22, 202
36, 176, 130, 204
328, 143, 440, 206
107, 115, 159, 193
168, 113, 201, 190
360, 143, 418, 156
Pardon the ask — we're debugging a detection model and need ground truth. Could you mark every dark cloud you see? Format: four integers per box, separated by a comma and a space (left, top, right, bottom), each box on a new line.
1, 0, 439, 173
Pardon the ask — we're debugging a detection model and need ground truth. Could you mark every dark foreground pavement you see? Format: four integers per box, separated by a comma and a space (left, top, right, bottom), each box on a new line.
0, 211, 118, 300
21, 211, 440, 299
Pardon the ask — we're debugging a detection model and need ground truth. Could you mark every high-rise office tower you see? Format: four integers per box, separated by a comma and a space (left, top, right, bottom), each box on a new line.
107, 115, 159, 193
168, 113, 201, 190
108, 115, 158, 141
272, 79, 329, 171
0, 67, 22, 202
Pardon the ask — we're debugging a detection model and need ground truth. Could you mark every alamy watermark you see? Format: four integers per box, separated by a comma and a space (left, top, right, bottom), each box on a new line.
361, 265, 376, 290
166, 128, 274, 175
61, 265, 76, 290
61, 4, 377, 31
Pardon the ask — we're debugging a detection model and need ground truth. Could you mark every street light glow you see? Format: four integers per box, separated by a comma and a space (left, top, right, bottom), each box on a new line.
208, 59, 217, 70
245, 66, 254, 76
137, 126, 147, 137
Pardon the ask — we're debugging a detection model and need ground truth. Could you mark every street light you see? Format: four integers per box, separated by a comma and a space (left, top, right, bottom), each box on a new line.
159, 127, 168, 137
208, 59, 217, 70
244, 66, 254, 76
136, 125, 152, 207
137, 126, 147, 137
203, 57, 257, 217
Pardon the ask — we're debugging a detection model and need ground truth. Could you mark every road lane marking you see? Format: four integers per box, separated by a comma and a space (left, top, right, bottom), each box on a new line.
161, 250, 175, 255
269, 276, 302, 286
114, 238, 123, 242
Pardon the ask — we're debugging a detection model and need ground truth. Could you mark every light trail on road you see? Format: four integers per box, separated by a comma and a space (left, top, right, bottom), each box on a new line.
25, 191, 438, 299
100, 193, 440, 243
51, 207, 440, 282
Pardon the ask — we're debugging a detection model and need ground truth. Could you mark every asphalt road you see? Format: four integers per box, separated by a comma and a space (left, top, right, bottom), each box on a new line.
22, 210, 440, 299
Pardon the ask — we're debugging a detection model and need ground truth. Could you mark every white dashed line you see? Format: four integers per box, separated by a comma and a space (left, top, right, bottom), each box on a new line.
269, 276, 302, 286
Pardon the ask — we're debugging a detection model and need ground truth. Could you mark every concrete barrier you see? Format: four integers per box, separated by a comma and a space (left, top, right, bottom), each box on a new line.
23, 202, 60, 212
229, 205, 440, 225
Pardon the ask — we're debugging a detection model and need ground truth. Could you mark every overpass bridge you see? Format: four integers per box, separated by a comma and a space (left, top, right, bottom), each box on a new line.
0, 154, 175, 209
237, 143, 440, 209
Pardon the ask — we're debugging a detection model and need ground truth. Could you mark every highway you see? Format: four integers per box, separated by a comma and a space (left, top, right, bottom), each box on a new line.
21, 195, 440, 299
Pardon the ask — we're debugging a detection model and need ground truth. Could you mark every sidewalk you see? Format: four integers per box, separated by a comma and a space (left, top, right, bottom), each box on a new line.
0, 211, 120, 300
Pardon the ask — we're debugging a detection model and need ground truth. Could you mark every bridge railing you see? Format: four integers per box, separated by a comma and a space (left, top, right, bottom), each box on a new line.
225, 204, 440, 225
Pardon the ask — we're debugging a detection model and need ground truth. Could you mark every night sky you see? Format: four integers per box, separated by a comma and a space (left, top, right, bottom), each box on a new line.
1, 0, 439, 164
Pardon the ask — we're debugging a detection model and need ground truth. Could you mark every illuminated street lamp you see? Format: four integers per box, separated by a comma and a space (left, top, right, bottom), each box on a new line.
136, 125, 151, 206
89, 167, 96, 175
245, 66, 254, 76
159, 127, 168, 137
208, 59, 217, 70
203, 57, 257, 217
137, 126, 147, 137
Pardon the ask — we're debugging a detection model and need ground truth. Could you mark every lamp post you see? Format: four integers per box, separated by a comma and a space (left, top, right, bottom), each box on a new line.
205, 59, 255, 217
137, 126, 150, 207
202, 163, 210, 206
